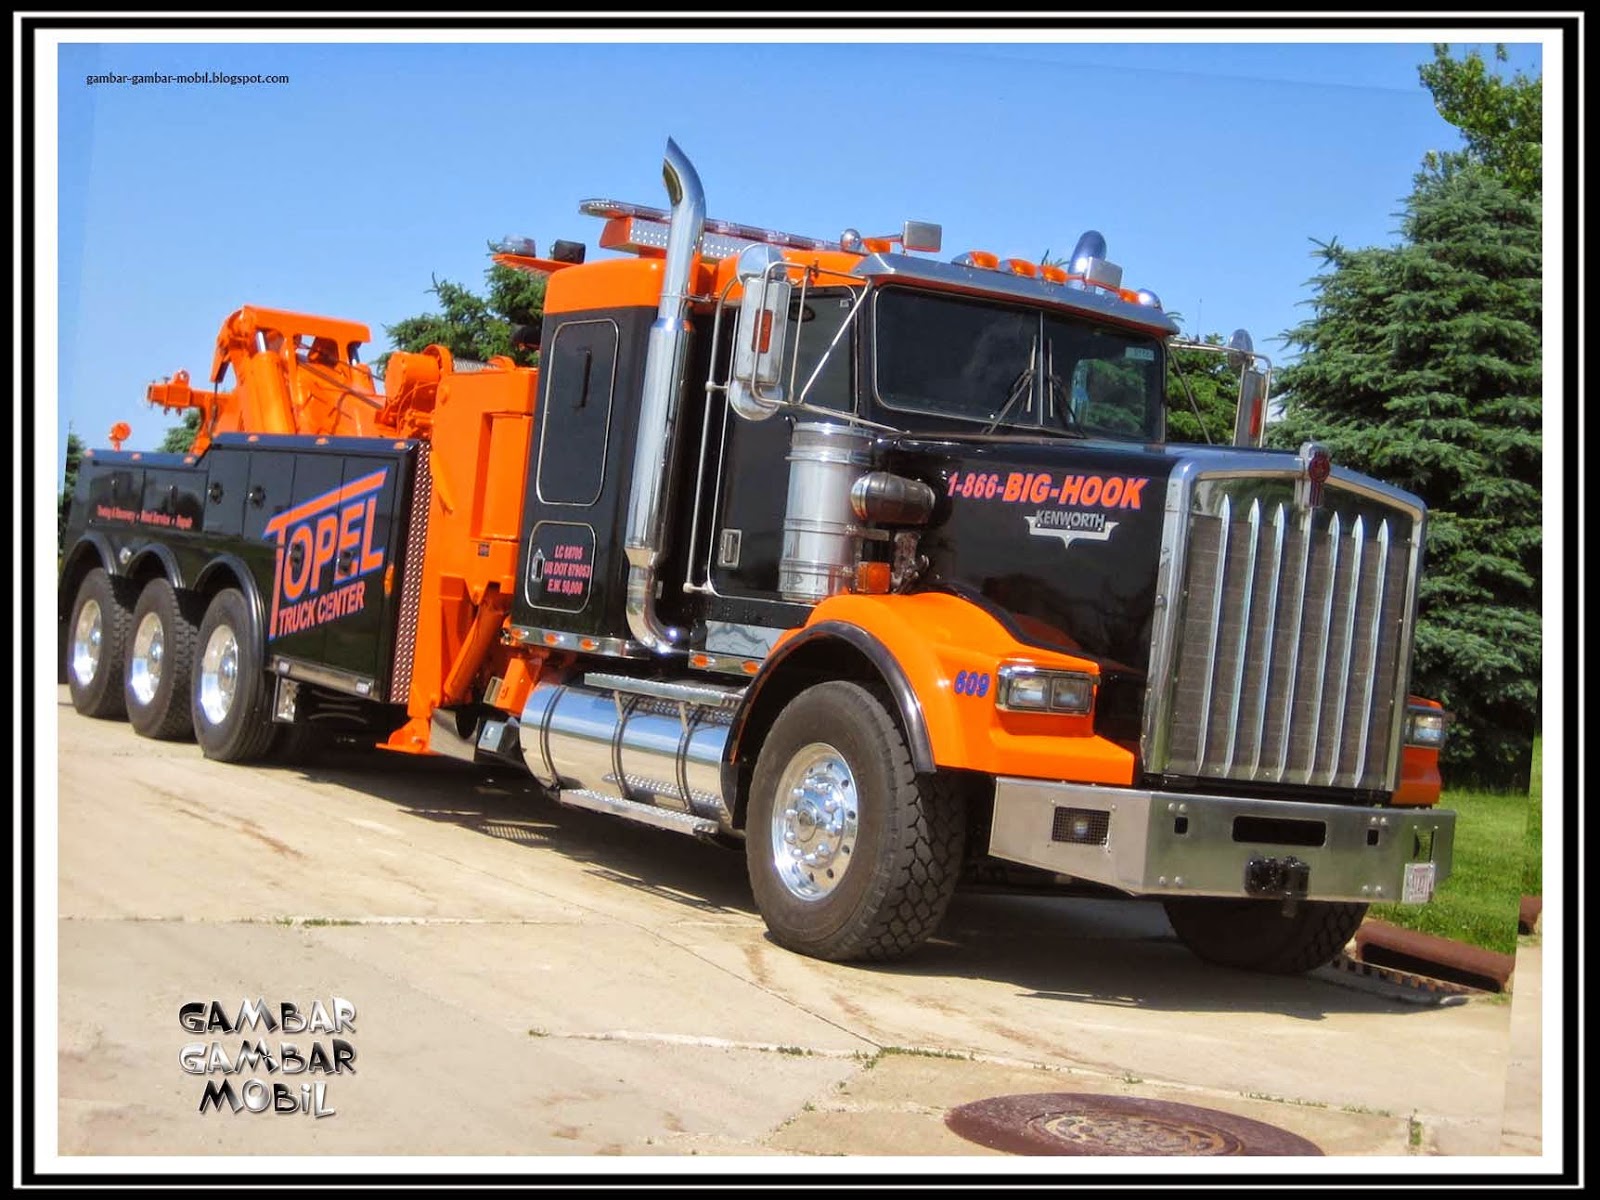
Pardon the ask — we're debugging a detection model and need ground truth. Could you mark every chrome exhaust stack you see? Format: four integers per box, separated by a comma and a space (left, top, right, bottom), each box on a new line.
624, 138, 705, 653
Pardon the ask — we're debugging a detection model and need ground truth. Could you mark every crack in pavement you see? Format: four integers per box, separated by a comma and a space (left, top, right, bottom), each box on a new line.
527, 1030, 871, 1060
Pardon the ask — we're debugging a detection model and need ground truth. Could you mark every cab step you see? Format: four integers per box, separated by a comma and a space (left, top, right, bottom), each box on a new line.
556, 787, 721, 839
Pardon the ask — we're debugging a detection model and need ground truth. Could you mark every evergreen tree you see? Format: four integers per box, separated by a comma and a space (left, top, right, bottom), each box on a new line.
59, 427, 85, 551
160, 409, 202, 453
1271, 164, 1541, 786
1165, 334, 1245, 445
383, 255, 546, 372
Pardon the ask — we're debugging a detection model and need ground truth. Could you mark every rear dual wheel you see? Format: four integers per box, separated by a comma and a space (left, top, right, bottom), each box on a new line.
125, 579, 201, 740
191, 588, 278, 763
69, 572, 329, 763
67, 568, 136, 719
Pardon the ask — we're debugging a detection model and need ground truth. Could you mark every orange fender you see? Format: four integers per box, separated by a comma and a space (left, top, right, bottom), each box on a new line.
752, 591, 1136, 786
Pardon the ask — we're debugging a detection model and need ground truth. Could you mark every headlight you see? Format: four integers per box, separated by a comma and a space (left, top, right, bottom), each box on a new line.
996, 665, 1095, 715
1049, 675, 1094, 712
1404, 706, 1450, 748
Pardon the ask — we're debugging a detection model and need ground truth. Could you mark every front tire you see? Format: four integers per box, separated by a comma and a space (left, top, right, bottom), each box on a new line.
66, 568, 136, 719
745, 681, 966, 962
191, 588, 277, 763
1163, 897, 1369, 974
125, 579, 200, 740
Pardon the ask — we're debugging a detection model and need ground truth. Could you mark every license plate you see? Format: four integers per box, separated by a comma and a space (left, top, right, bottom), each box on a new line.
1401, 862, 1436, 904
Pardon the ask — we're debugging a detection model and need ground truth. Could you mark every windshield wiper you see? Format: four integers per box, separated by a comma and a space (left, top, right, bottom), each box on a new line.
1042, 338, 1088, 438
982, 334, 1039, 435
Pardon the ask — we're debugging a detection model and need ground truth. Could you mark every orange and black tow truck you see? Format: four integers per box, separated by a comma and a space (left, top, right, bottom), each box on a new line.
59, 139, 1454, 971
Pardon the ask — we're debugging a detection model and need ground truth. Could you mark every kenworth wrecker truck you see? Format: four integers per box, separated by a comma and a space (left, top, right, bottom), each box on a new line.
60, 140, 1455, 972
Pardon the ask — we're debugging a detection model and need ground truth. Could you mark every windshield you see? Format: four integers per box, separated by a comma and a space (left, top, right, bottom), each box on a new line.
872, 288, 1164, 441
1043, 313, 1163, 440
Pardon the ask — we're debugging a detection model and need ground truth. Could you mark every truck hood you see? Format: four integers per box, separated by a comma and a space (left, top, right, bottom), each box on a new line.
879, 435, 1188, 678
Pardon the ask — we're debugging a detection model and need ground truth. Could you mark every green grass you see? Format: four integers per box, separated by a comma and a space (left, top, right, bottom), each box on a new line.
878, 1045, 972, 1062
1368, 738, 1540, 955
1340, 1103, 1394, 1118
1522, 739, 1543, 896
1241, 1091, 1327, 1109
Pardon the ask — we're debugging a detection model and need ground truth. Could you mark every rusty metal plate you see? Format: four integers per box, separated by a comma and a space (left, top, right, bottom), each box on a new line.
945, 1093, 1322, 1156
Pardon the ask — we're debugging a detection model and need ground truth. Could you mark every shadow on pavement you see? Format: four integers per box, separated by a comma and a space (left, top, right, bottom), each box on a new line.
285, 745, 755, 914
285, 745, 1445, 1022
878, 891, 1439, 1021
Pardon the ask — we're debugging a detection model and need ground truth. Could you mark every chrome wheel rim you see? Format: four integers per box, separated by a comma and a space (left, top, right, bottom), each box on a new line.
771, 743, 860, 901
71, 599, 103, 687
198, 624, 240, 726
128, 610, 165, 706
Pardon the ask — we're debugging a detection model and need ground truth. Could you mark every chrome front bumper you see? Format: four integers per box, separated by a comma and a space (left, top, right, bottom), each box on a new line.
987, 777, 1455, 903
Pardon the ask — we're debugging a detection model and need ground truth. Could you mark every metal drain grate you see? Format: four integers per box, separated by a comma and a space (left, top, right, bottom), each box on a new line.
945, 1093, 1322, 1156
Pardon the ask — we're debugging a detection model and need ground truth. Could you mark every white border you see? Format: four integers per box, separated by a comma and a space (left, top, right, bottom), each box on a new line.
20, 12, 1576, 1183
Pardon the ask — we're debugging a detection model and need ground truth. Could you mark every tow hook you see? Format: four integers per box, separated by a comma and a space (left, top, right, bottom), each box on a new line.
1244, 855, 1310, 917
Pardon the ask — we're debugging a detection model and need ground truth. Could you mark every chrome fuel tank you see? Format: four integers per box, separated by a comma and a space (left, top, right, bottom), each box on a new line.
518, 676, 741, 826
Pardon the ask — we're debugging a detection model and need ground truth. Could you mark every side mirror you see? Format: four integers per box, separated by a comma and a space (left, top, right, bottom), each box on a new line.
728, 244, 791, 421
1235, 367, 1269, 447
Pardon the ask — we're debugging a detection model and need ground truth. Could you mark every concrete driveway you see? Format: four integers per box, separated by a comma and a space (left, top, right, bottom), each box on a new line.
47, 689, 1528, 1160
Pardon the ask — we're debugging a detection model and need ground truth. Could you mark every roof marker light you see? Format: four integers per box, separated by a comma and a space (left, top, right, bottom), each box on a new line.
1040, 264, 1069, 284
579, 197, 834, 258
1000, 258, 1039, 278
953, 250, 999, 269
491, 235, 537, 257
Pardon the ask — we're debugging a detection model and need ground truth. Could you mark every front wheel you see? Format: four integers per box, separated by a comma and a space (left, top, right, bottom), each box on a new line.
191, 589, 278, 763
1162, 897, 1369, 974
745, 681, 966, 962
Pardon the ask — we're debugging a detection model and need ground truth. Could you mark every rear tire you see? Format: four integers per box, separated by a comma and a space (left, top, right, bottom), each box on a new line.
66, 568, 136, 719
745, 681, 966, 962
191, 588, 277, 763
1163, 897, 1368, 974
273, 722, 330, 766
125, 579, 201, 740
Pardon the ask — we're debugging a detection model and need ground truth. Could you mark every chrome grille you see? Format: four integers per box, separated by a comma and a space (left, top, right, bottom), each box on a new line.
1153, 483, 1417, 791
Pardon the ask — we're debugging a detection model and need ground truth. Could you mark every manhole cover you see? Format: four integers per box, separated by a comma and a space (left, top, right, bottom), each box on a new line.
945, 1093, 1322, 1156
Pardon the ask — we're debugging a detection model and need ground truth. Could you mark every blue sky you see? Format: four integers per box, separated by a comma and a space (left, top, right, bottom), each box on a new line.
53, 36, 1545, 454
